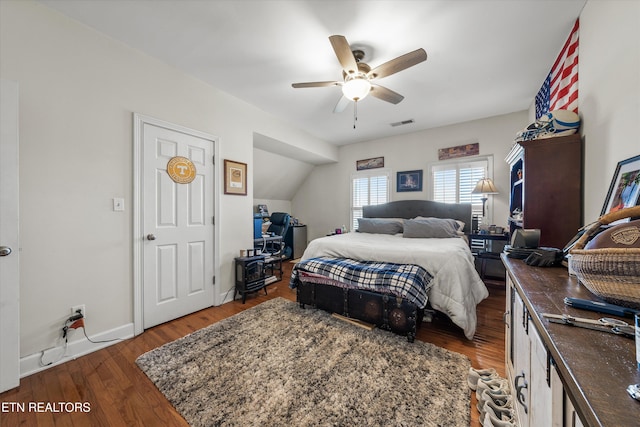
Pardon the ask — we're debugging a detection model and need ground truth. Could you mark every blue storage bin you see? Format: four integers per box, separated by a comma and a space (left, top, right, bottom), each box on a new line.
254, 214, 263, 239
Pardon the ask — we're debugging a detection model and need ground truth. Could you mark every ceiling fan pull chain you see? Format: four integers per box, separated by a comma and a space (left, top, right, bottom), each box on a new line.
353, 100, 358, 129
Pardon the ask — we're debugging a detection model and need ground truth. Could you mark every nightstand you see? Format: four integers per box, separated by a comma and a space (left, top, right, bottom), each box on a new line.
467, 233, 509, 285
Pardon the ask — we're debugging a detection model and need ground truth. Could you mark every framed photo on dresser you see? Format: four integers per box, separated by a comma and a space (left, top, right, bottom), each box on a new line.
601, 154, 640, 216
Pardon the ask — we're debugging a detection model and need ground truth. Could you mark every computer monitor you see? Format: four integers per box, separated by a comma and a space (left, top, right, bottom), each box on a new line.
257, 204, 269, 217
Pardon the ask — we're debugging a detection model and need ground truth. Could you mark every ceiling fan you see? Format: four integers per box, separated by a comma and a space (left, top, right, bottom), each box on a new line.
292, 35, 427, 114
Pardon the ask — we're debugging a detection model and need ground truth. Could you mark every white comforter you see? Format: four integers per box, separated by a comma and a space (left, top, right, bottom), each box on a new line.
301, 232, 489, 339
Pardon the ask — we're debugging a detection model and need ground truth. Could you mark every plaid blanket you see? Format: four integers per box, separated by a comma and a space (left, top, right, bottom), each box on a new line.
290, 257, 433, 308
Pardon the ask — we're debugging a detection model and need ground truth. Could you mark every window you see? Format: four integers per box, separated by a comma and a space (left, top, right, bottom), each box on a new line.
430, 156, 494, 224
351, 170, 390, 230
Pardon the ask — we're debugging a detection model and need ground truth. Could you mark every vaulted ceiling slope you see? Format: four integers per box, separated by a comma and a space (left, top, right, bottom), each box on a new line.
254, 148, 315, 201
40, 0, 587, 146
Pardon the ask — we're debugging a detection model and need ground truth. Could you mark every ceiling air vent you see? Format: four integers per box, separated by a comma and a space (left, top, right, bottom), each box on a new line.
390, 119, 415, 127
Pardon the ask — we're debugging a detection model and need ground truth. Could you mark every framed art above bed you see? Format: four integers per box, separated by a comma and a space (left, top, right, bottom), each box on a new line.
356, 156, 384, 171
397, 170, 423, 192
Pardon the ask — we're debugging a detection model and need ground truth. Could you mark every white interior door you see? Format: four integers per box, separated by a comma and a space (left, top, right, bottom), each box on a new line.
141, 121, 215, 329
0, 79, 20, 392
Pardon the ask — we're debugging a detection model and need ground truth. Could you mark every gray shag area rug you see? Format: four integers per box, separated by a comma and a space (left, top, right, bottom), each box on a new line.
136, 298, 471, 427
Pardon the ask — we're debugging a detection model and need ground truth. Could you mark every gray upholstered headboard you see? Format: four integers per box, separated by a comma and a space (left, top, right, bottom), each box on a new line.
362, 200, 473, 233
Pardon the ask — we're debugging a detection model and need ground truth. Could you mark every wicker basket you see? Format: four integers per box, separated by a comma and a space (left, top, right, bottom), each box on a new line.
570, 205, 640, 309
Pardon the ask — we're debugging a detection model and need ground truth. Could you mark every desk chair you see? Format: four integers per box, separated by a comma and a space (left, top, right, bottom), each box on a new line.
263, 212, 291, 257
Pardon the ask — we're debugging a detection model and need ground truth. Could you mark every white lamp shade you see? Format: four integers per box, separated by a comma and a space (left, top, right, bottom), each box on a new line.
472, 178, 498, 195
342, 77, 371, 101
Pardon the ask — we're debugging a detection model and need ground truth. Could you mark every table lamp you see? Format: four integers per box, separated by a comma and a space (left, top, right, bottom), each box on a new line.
472, 177, 499, 221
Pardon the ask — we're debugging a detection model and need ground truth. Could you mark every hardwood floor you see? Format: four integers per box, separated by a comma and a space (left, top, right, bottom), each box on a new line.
0, 262, 505, 426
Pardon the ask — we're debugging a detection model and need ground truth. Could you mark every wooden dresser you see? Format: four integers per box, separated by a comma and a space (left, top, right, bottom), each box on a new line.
505, 134, 582, 250
502, 255, 640, 427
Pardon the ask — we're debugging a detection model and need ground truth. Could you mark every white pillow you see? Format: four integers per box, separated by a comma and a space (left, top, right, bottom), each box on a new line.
414, 216, 465, 232
403, 218, 460, 238
357, 218, 403, 234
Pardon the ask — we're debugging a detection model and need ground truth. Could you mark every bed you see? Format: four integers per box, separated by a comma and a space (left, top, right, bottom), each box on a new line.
290, 200, 489, 341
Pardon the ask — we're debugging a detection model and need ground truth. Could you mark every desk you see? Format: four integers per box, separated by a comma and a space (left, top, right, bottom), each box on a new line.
467, 233, 509, 284
254, 235, 283, 247
254, 235, 283, 281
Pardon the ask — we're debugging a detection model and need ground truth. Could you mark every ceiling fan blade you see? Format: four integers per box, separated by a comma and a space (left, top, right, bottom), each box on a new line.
367, 48, 427, 80
292, 81, 340, 88
329, 35, 358, 75
370, 85, 404, 104
333, 96, 350, 113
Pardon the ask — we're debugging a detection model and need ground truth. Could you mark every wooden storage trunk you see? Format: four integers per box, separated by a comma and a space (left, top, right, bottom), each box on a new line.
295, 279, 423, 342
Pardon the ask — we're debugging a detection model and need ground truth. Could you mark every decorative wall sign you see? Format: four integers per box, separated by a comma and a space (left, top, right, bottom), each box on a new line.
167, 156, 196, 184
438, 142, 479, 160
356, 156, 384, 171
224, 159, 247, 195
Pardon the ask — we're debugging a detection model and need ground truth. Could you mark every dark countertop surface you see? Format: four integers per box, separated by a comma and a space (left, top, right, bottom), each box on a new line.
502, 255, 640, 427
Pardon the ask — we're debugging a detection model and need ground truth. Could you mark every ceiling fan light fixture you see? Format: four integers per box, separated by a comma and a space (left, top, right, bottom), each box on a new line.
342, 76, 371, 101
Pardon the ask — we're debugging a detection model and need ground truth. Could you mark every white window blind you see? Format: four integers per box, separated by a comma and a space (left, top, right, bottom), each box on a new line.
351, 171, 390, 230
431, 158, 491, 223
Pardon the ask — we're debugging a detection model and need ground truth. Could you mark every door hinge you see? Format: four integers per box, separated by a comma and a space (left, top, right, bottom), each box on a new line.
212, 155, 215, 164
212, 216, 215, 225
212, 276, 216, 285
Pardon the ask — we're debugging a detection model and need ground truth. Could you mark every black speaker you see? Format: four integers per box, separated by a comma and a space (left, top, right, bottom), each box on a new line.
510, 229, 540, 248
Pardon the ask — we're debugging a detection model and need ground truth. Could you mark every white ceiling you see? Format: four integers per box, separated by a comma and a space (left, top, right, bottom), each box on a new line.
39, 0, 587, 146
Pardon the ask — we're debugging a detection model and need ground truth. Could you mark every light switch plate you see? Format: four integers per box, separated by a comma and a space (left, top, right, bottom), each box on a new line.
113, 197, 124, 211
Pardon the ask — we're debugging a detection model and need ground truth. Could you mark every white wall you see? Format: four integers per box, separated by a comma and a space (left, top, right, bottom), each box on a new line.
0, 1, 335, 359
579, 0, 639, 221
253, 148, 314, 203
293, 111, 529, 240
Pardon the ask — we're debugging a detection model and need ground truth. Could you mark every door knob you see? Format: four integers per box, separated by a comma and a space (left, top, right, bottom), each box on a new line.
0, 246, 12, 256
146, 234, 156, 241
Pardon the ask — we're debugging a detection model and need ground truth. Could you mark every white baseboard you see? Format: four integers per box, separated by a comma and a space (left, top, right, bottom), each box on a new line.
20, 323, 134, 379
219, 288, 236, 304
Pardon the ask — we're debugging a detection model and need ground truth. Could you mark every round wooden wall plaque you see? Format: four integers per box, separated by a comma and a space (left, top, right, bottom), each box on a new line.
167, 156, 196, 184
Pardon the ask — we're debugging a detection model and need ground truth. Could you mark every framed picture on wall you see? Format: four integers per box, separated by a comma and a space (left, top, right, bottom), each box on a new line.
224, 159, 247, 195
356, 156, 384, 171
397, 170, 423, 192
601, 154, 640, 216
438, 142, 479, 160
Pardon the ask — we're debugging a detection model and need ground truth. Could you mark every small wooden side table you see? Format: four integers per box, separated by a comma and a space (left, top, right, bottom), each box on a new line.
467, 233, 510, 284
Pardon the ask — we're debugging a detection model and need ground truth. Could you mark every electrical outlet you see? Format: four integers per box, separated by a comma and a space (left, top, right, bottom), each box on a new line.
71, 304, 85, 319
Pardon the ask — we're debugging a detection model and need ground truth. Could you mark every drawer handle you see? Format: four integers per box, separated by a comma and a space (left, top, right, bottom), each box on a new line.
514, 371, 529, 414
503, 310, 510, 327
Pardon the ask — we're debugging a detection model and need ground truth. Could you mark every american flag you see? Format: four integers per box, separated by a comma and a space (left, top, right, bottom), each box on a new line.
535, 19, 579, 119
